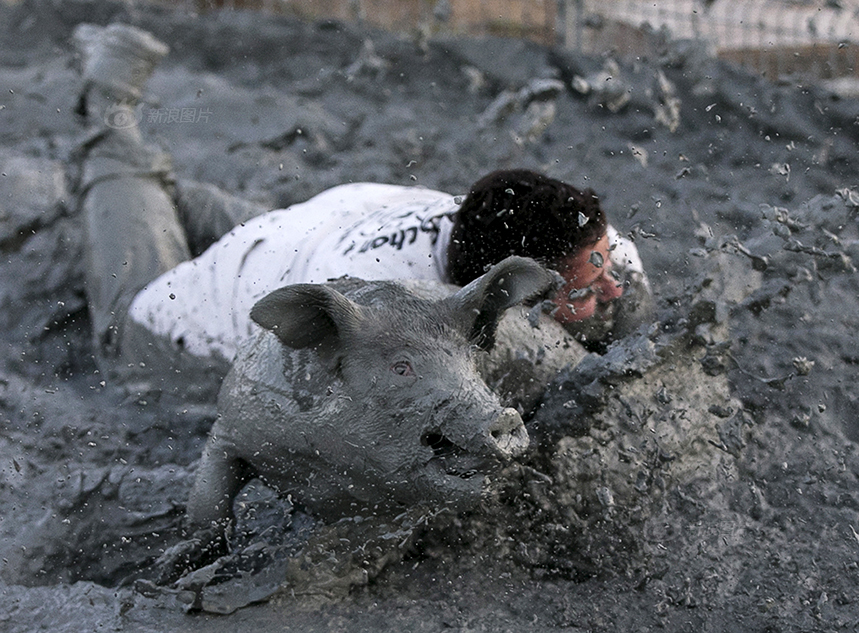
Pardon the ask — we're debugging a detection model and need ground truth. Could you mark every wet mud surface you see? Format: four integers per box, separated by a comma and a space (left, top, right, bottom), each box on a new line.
2, 1, 859, 630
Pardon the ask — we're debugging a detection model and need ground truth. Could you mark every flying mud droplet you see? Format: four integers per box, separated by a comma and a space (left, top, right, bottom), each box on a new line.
588, 250, 604, 268
567, 287, 593, 301
578, 211, 588, 227
792, 356, 814, 376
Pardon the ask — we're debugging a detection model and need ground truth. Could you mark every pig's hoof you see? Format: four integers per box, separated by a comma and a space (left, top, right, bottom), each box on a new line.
151, 526, 227, 585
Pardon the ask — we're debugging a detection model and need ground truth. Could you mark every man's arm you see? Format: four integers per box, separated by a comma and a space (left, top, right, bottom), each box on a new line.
607, 225, 654, 340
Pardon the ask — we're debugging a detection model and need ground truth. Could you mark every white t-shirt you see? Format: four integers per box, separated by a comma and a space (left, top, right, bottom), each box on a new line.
128, 183, 458, 361
128, 182, 647, 362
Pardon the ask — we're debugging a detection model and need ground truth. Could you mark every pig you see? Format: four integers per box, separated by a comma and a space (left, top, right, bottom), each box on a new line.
186, 256, 570, 532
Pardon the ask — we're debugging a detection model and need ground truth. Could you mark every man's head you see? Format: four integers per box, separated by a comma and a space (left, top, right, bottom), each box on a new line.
447, 169, 620, 324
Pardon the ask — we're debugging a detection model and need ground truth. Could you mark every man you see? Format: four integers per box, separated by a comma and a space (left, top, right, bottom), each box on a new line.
74, 25, 651, 400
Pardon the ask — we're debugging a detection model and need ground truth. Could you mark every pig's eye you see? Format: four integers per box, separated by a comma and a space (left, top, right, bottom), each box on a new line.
391, 360, 415, 376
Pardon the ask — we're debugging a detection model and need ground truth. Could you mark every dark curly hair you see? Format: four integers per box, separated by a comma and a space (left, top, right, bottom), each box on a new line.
447, 169, 607, 286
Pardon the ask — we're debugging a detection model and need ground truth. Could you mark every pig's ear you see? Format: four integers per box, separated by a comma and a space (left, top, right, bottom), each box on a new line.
446, 256, 558, 350
250, 284, 363, 350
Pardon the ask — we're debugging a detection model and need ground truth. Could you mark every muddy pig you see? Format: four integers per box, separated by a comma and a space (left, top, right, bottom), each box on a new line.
186, 256, 565, 531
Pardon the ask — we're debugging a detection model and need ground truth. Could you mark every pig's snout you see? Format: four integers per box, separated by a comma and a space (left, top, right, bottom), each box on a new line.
487, 407, 529, 459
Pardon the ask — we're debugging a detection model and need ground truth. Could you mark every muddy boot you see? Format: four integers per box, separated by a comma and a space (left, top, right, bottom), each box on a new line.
73, 22, 168, 128
71, 24, 191, 375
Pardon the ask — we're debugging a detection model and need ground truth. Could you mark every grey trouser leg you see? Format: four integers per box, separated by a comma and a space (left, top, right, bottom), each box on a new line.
79, 129, 191, 364
175, 179, 268, 255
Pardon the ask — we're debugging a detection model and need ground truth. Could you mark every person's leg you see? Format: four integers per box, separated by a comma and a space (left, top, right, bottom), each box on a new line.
73, 24, 191, 365
174, 179, 268, 256
79, 133, 191, 356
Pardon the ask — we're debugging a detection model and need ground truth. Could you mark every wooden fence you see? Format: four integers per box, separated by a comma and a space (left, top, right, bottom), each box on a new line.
176, 0, 859, 81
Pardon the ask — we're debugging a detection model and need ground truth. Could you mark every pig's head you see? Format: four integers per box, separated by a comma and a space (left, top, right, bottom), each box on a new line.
248, 256, 557, 513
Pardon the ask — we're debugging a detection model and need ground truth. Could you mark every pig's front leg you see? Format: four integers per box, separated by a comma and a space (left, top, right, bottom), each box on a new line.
186, 435, 251, 532
148, 435, 250, 585
149, 435, 250, 585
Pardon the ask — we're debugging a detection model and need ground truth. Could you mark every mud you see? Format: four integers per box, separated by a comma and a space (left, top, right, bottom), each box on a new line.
2, 0, 859, 630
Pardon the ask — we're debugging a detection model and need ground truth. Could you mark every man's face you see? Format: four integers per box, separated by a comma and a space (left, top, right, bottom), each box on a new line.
551, 233, 623, 324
